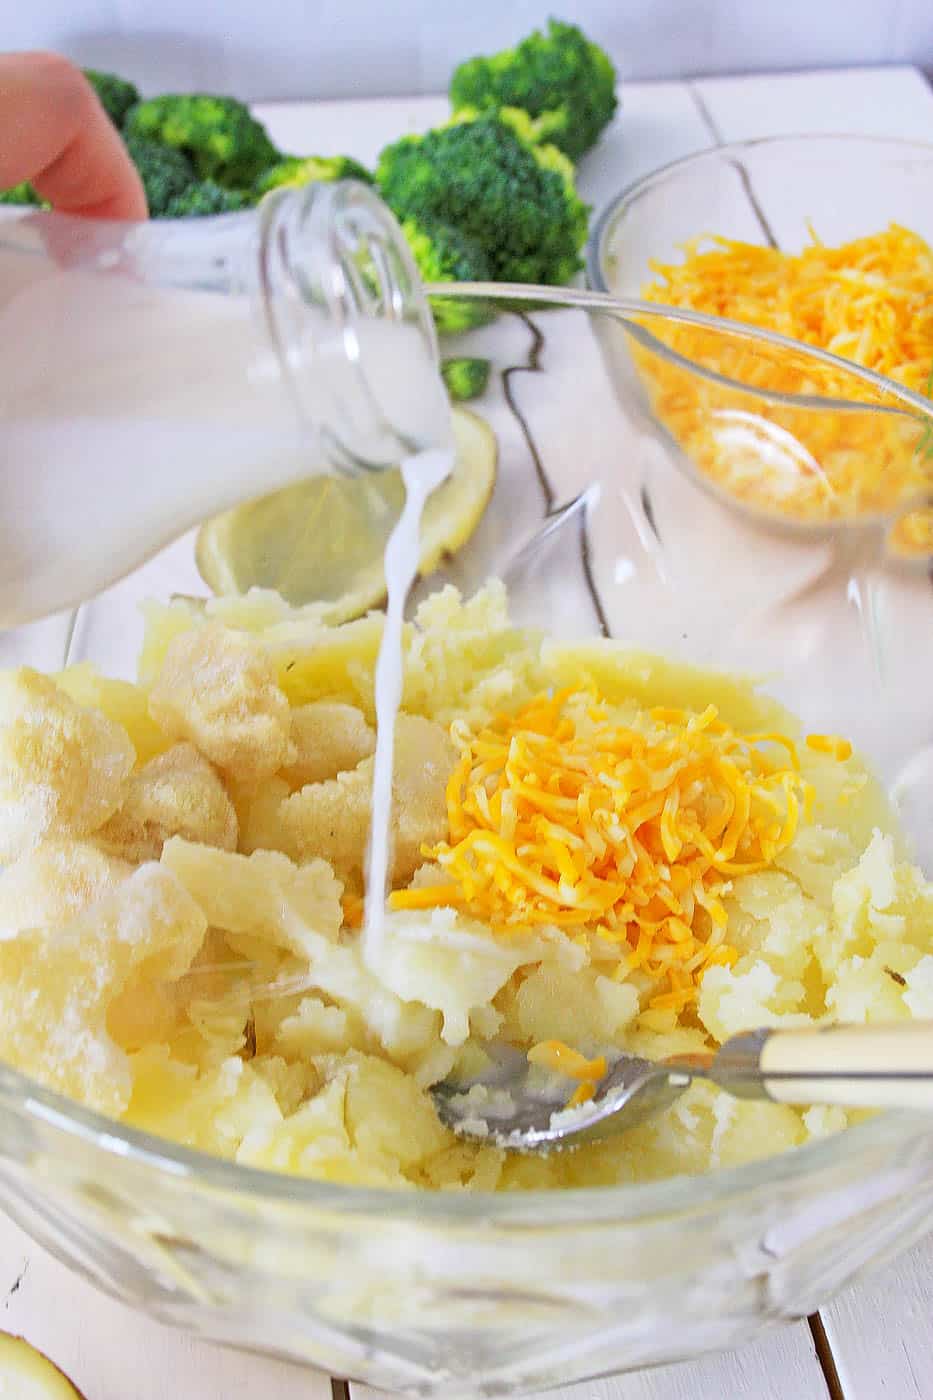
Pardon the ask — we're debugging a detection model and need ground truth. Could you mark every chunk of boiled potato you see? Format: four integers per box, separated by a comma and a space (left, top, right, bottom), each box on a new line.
0, 840, 130, 939
96, 743, 238, 863
0, 668, 134, 862
160, 839, 343, 954
280, 701, 375, 788
126, 1048, 283, 1158
55, 663, 170, 767
0, 864, 206, 1115
148, 623, 294, 784
265, 712, 456, 887
500, 962, 640, 1050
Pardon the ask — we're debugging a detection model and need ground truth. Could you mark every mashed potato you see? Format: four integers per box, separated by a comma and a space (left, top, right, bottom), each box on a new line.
0, 582, 930, 1190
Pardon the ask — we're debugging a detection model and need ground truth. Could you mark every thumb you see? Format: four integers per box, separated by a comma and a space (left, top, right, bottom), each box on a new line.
0, 52, 147, 220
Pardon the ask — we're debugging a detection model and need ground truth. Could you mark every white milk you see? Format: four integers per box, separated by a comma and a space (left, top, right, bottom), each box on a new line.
363, 445, 454, 964
0, 263, 448, 625
0, 235, 456, 968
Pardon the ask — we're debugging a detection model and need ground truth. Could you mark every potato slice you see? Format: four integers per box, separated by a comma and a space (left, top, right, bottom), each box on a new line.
0, 1332, 86, 1398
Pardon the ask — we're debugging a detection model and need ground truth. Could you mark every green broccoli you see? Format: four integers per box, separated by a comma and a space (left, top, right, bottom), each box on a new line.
84, 68, 140, 128
163, 180, 251, 218
441, 357, 491, 402
449, 19, 617, 162
253, 154, 374, 199
401, 216, 494, 333
377, 110, 589, 285
0, 182, 44, 207
124, 95, 278, 189
123, 133, 196, 217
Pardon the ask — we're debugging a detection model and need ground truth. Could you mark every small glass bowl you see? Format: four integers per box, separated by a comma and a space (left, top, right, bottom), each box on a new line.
2, 287, 933, 1397
586, 135, 933, 555
587, 136, 933, 302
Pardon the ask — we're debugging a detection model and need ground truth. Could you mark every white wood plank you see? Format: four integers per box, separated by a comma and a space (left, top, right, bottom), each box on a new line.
575, 81, 713, 214
693, 64, 933, 143
349, 1321, 829, 1400
820, 1236, 933, 1399
0, 1211, 332, 1400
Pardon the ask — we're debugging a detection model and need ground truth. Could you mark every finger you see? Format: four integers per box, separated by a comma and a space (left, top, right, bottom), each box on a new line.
0, 51, 147, 219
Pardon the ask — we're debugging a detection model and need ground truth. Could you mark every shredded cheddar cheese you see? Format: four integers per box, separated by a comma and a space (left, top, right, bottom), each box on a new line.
528, 1039, 607, 1109
638, 224, 933, 536
528, 1040, 608, 1081
391, 689, 818, 1012
566, 1082, 597, 1108
806, 734, 853, 762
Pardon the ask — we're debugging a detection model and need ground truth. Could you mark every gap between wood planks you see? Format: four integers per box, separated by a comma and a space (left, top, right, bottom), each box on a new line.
808, 1314, 845, 1400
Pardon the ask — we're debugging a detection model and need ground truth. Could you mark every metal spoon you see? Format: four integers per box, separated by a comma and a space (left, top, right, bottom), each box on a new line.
432, 1023, 933, 1152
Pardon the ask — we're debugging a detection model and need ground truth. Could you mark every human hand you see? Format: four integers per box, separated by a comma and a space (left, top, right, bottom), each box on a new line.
0, 51, 146, 220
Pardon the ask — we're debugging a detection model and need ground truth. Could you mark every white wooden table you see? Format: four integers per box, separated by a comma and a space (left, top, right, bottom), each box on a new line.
3, 63, 933, 1400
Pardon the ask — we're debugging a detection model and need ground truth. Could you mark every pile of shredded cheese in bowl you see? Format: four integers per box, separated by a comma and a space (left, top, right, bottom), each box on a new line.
638, 224, 933, 545
0, 582, 932, 1191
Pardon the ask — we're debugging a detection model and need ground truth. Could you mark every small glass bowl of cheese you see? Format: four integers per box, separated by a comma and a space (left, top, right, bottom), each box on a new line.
0, 284, 931, 1398
587, 135, 933, 556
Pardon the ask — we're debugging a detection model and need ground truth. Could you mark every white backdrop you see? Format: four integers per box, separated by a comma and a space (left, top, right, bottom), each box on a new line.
5, 0, 932, 102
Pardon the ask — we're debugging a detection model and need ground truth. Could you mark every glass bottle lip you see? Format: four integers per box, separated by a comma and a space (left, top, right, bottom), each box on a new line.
258, 181, 445, 473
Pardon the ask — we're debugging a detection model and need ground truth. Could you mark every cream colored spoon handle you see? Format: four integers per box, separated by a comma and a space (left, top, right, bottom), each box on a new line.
714, 1023, 933, 1109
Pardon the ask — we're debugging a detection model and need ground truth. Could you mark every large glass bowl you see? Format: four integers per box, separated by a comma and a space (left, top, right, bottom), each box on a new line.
3, 285, 933, 1397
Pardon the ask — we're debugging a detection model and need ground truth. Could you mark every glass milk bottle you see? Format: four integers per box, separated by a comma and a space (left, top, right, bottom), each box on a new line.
0, 182, 452, 625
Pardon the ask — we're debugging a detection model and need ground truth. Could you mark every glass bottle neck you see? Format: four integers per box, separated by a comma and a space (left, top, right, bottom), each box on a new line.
255, 183, 451, 472
0, 183, 450, 473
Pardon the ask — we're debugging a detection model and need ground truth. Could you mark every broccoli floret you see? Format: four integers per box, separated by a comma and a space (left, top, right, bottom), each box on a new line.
253, 154, 374, 199
84, 68, 140, 128
377, 110, 589, 286
400, 216, 494, 334
441, 357, 491, 402
124, 95, 278, 189
402, 215, 491, 283
163, 180, 251, 218
123, 133, 196, 217
449, 18, 617, 161
0, 182, 44, 207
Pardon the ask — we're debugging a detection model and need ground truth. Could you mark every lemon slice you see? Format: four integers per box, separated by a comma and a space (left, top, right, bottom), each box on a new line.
0, 1333, 87, 1398
195, 407, 497, 619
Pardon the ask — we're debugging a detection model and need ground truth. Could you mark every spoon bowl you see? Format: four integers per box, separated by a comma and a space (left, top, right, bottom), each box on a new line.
432, 1024, 933, 1152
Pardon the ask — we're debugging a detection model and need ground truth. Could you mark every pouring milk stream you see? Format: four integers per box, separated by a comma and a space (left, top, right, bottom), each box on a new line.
0, 184, 455, 963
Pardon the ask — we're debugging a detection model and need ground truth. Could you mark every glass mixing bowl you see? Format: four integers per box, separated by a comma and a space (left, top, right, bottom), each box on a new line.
2, 285, 933, 1397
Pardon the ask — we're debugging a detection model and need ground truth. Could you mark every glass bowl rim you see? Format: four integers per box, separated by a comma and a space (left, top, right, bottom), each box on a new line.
584, 131, 933, 457
5, 1050, 929, 1226
428, 281, 933, 422
574, 139, 933, 537
586, 131, 933, 301
428, 282, 933, 541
